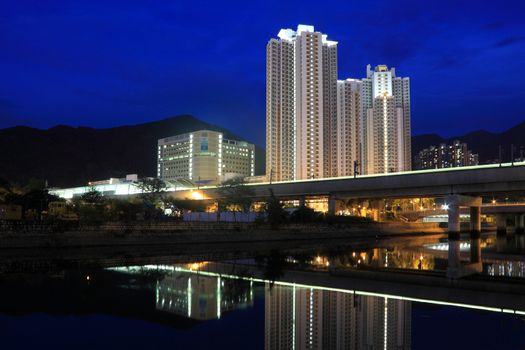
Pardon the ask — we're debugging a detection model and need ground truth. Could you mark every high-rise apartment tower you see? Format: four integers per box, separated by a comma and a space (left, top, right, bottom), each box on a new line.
361, 64, 411, 174
267, 25, 411, 180
336, 79, 362, 177
266, 25, 337, 181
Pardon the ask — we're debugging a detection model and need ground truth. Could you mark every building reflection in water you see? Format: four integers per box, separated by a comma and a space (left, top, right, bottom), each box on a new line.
265, 284, 411, 350
113, 264, 412, 348
306, 248, 436, 272
155, 269, 253, 320
487, 261, 525, 278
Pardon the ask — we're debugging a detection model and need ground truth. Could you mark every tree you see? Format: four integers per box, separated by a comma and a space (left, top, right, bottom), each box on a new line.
66, 187, 105, 225
255, 250, 286, 288
24, 178, 47, 192
6, 188, 61, 221
80, 186, 103, 204
135, 178, 168, 220
265, 189, 288, 229
135, 178, 167, 206
290, 204, 319, 223
216, 176, 255, 213
0, 178, 11, 203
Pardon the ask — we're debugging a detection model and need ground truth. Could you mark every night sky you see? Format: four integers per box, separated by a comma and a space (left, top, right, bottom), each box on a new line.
1, 0, 524, 147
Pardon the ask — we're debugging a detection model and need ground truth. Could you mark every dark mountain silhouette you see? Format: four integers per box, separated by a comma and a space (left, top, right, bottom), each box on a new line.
412, 120, 525, 164
0, 115, 265, 187
1, 115, 523, 188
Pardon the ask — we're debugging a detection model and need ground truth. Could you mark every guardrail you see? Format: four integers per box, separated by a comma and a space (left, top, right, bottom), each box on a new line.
0, 220, 261, 234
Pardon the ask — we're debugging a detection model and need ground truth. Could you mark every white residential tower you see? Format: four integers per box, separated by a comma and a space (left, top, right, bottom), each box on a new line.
266, 25, 338, 181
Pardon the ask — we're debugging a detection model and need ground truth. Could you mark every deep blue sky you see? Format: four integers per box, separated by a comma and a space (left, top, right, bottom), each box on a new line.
1, 0, 524, 146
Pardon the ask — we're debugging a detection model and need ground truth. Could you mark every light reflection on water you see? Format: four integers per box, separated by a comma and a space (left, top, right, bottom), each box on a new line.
2, 233, 525, 349
0, 261, 525, 350
147, 266, 411, 348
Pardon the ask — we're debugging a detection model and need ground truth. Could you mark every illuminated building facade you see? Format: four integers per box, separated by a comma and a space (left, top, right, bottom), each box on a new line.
361, 64, 411, 174
266, 25, 411, 180
266, 25, 338, 181
158, 130, 255, 185
415, 140, 479, 170
335, 79, 361, 177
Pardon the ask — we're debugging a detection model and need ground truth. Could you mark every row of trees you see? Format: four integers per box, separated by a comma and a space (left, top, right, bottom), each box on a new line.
1, 176, 372, 227
0, 178, 61, 220
215, 179, 373, 227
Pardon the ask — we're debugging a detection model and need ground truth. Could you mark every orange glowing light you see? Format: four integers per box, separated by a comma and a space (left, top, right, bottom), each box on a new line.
190, 191, 204, 200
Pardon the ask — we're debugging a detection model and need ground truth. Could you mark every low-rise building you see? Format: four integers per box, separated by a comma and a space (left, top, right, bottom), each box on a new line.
415, 140, 478, 170
158, 130, 255, 185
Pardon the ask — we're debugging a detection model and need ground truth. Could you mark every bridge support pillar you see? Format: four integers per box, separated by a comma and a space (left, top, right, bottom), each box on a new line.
328, 195, 336, 216
514, 214, 524, 235
496, 235, 507, 253
447, 203, 461, 278
299, 196, 306, 208
496, 214, 507, 236
446, 195, 482, 279
447, 236, 461, 279
470, 206, 481, 264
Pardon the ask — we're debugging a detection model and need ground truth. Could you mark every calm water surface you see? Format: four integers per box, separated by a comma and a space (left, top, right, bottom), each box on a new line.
1, 237, 525, 349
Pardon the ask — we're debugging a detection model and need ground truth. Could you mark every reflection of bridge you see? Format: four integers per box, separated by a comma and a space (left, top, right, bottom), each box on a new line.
142, 263, 525, 318
111, 262, 525, 350
112, 264, 413, 349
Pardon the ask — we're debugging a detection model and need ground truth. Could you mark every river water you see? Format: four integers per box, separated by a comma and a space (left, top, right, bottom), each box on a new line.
1, 235, 525, 349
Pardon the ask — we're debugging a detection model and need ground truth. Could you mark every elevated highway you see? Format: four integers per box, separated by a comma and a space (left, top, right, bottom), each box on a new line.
235, 162, 525, 200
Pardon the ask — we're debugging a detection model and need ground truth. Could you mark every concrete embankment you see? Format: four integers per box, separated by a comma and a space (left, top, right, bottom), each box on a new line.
0, 221, 445, 249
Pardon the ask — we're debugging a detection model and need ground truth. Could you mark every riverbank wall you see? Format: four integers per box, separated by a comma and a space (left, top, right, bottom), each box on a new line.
0, 221, 445, 249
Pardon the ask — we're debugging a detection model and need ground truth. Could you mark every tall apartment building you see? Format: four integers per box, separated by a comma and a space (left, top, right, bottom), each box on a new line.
361, 64, 411, 174
336, 79, 362, 177
266, 25, 337, 181
266, 25, 412, 180
157, 130, 255, 185
415, 140, 479, 170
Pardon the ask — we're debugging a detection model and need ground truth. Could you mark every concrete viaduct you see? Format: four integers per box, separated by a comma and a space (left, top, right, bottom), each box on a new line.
186, 162, 525, 278
184, 162, 525, 203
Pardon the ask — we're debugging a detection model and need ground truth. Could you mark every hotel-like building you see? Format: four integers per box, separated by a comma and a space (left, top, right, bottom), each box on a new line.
266, 25, 412, 180
157, 130, 255, 185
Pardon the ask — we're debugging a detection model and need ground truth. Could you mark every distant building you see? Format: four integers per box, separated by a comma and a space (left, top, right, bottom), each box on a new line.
88, 174, 138, 186
415, 140, 479, 170
157, 130, 255, 185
